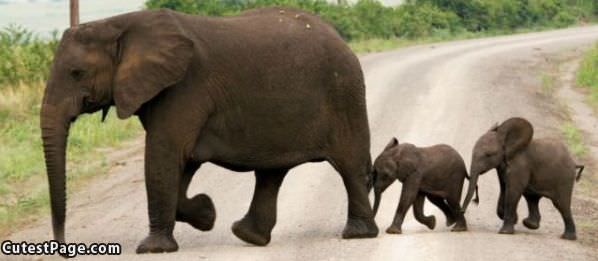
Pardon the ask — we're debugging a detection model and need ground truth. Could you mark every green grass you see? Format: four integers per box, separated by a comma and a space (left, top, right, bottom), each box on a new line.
349, 25, 581, 54
577, 43, 598, 108
349, 31, 465, 54
0, 82, 142, 235
541, 72, 556, 95
560, 122, 588, 157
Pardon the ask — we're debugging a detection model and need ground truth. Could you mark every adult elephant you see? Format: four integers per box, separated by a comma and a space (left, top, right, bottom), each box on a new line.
41, 7, 378, 253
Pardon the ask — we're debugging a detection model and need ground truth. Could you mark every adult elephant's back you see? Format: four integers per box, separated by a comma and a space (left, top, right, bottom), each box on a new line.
185, 7, 371, 169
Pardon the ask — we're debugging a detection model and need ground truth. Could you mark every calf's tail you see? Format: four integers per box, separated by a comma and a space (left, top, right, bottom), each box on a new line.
575, 165, 584, 182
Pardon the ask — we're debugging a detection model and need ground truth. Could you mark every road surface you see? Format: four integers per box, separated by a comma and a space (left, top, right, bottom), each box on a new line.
7, 25, 598, 260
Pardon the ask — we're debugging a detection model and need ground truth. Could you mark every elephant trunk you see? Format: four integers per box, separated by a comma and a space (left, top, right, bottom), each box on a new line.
462, 168, 480, 213
372, 189, 382, 217
40, 104, 71, 243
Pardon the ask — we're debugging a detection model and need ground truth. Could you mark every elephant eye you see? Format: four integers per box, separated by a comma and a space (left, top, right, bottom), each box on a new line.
70, 69, 86, 81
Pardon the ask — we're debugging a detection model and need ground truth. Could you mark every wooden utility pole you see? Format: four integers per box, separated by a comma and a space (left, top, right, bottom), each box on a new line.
70, 0, 79, 27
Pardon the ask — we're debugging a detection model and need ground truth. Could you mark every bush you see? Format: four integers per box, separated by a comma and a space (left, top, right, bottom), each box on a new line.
393, 3, 461, 38
0, 25, 57, 88
146, 0, 591, 41
552, 9, 576, 27
418, 0, 581, 31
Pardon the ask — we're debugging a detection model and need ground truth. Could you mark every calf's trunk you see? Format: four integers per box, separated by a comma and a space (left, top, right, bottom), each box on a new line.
462, 170, 480, 213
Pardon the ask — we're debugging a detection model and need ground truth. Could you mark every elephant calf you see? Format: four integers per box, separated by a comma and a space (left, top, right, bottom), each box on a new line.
462, 117, 585, 240
372, 138, 474, 234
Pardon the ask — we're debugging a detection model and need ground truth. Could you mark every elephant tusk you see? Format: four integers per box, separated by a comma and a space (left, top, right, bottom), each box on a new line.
101, 107, 110, 122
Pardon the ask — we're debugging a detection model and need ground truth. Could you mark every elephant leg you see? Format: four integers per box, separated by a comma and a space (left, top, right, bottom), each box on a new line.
387, 176, 420, 234
136, 140, 181, 254
232, 168, 288, 246
552, 197, 576, 240
426, 194, 455, 227
522, 193, 541, 230
329, 154, 378, 239
498, 179, 524, 235
497, 173, 506, 220
176, 162, 216, 231
413, 193, 436, 230
446, 195, 467, 232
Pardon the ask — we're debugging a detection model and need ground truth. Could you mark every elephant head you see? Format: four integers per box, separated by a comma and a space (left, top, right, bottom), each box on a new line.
462, 117, 533, 212
40, 9, 193, 243
371, 138, 419, 216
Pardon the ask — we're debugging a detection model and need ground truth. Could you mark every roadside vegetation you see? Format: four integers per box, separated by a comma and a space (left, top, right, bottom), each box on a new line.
577, 42, 598, 108
575, 39, 598, 243
147, 0, 597, 51
538, 61, 586, 157
1, 0, 596, 236
560, 122, 588, 157
0, 25, 141, 235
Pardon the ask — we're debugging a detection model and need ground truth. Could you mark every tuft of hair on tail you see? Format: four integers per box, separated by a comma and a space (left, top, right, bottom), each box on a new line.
575, 165, 584, 182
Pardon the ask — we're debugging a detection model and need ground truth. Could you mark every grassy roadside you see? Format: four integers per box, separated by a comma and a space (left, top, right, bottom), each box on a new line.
573, 41, 598, 198
577, 43, 598, 110
560, 122, 588, 157
568, 42, 598, 248
538, 61, 588, 158
0, 85, 141, 236
350, 24, 597, 54
539, 49, 598, 246
0, 82, 141, 236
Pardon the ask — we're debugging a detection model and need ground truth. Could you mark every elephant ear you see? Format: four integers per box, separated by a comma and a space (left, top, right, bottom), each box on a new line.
489, 122, 499, 131
109, 10, 194, 119
385, 137, 399, 150
497, 117, 533, 159
396, 144, 420, 181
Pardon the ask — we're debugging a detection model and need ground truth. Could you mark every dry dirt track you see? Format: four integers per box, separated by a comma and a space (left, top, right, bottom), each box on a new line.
6, 26, 598, 260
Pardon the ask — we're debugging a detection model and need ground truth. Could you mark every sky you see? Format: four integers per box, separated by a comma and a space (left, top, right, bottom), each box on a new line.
0, 0, 403, 37
0, 0, 148, 36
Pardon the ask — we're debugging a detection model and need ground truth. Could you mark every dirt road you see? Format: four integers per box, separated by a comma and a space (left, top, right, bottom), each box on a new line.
7, 26, 598, 260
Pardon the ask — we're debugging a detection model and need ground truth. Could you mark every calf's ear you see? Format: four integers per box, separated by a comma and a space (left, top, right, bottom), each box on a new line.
497, 117, 533, 159
385, 137, 399, 150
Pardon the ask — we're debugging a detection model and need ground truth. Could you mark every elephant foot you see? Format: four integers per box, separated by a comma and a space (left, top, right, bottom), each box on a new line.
446, 216, 456, 227
451, 223, 467, 232
497, 209, 504, 221
177, 194, 216, 231
423, 216, 436, 230
136, 233, 178, 254
385, 225, 402, 234
232, 216, 271, 246
498, 224, 515, 235
342, 216, 379, 239
522, 217, 540, 230
561, 232, 577, 240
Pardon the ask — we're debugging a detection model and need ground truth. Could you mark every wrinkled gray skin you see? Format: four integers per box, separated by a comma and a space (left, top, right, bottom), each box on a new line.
371, 138, 470, 234
40, 7, 378, 254
463, 117, 583, 240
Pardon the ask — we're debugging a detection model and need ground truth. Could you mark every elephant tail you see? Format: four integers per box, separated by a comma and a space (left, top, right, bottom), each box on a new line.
575, 164, 584, 182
